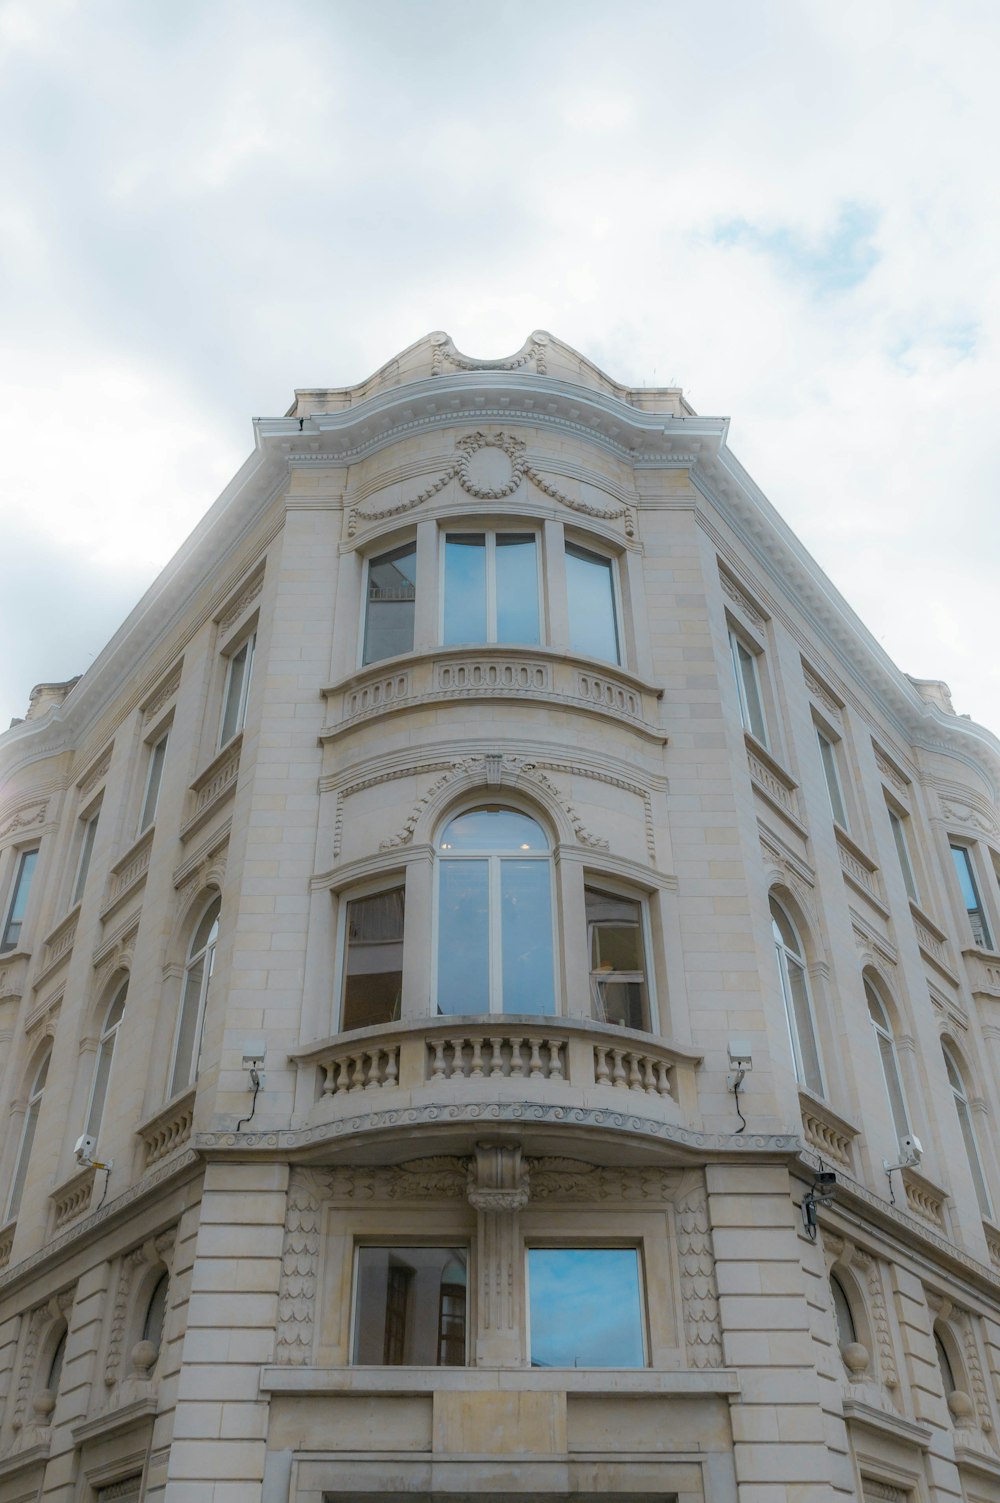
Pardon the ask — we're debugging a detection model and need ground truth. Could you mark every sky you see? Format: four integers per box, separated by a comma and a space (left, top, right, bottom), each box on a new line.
2, 0, 999, 737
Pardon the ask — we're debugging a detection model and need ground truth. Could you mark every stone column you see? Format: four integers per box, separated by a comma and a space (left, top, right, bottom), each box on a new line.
467, 1142, 529, 1368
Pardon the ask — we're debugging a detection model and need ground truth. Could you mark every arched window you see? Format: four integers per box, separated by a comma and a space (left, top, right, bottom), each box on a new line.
830, 1272, 857, 1349
770, 897, 823, 1096
944, 1046, 993, 1220
46, 1326, 67, 1395
436, 806, 554, 1016
169, 897, 221, 1098
85, 981, 127, 1142
935, 1325, 958, 1397
142, 1271, 169, 1353
865, 979, 910, 1146
5, 1048, 50, 1223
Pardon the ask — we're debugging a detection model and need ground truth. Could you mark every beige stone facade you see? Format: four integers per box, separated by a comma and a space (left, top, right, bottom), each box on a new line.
2, 330, 1000, 1502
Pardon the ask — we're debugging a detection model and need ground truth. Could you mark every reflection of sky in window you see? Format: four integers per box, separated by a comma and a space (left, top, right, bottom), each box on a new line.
528, 1248, 644, 1367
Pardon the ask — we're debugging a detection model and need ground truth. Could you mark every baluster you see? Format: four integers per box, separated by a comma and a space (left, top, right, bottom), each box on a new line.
546, 1039, 564, 1080
489, 1037, 505, 1077
384, 1047, 399, 1089
469, 1037, 484, 1077
509, 1038, 526, 1077
349, 1055, 365, 1092
655, 1060, 672, 1098
528, 1039, 544, 1077
333, 1058, 348, 1095
642, 1057, 657, 1093
594, 1046, 610, 1085
364, 1050, 381, 1089
627, 1054, 643, 1091
322, 1060, 336, 1096
611, 1049, 627, 1088
430, 1039, 448, 1080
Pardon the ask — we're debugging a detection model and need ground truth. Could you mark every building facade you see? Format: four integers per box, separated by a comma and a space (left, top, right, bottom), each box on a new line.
2, 331, 1000, 1503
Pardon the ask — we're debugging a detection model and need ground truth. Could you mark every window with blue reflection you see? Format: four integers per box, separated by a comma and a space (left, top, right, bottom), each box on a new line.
443, 532, 539, 645
528, 1247, 645, 1367
363, 542, 417, 665
566, 544, 620, 664
437, 806, 554, 1016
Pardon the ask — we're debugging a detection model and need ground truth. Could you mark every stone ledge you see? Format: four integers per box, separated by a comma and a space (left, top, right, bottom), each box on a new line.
841, 1395, 932, 1449
71, 1394, 158, 1447
260, 1365, 740, 1395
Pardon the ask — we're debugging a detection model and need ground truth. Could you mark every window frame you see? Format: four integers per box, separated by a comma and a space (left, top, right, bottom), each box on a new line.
5, 1048, 50, 1224
525, 1242, 649, 1370
438, 527, 544, 648
168, 895, 221, 1099
770, 895, 825, 1097
943, 1044, 994, 1221
950, 843, 993, 949
564, 538, 623, 667
335, 879, 406, 1033
432, 801, 558, 1018
886, 802, 919, 904
84, 979, 128, 1143
218, 629, 257, 749
71, 805, 101, 909
138, 730, 169, 835
584, 879, 656, 1033
864, 977, 911, 1148
816, 725, 849, 830
360, 537, 418, 668
727, 624, 769, 747
1, 846, 40, 954
349, 1241, 471, 1368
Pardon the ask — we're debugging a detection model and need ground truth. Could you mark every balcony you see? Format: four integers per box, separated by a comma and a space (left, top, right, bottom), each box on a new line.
291, 1016, 702, 1156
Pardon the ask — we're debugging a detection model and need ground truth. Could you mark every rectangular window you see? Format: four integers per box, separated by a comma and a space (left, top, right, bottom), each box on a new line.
951, 844, 992, 948
566, 544, 620, 664
72, 811, 100, 908
527, 1247, 645, 1368
363, 542, 417, 665
817, 729, 849, 828
352, 1246, 468, 1365
728, 628, 767, 744
340, 887, 404, 1030
139, 734, 168, 834
1, 849, 38, 953
586, 887, 650, 1031
219, 632, 256, 746
442, 532, 540, 646
887, 807, 918, 903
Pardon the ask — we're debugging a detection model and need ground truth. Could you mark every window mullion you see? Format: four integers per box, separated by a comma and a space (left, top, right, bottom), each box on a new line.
490, 856, 503, 1012
486, 532, 497, 642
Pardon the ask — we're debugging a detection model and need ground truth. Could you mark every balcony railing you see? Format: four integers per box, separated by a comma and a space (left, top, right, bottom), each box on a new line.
292, 1015, 701, 1131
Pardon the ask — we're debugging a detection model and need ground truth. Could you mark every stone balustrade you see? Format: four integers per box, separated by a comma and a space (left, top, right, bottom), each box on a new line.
138, 1087, 196, 1168
322, 646, 665, 744
293, 1016, 700, 1130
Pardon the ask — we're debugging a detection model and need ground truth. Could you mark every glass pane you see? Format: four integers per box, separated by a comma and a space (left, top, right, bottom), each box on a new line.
105, 982, 128, 1032
528, 1248, 644, 1368
769, 899, 799, 955
495, 534, 540, 644
342, 889, 404, 1030
220, 636, 253, 744
170, 957, 205, 1096
785, 956, 823, 1095
2, 849, 37, 952
443, 535, 486, 645
140, 736, 167, 832
363, 543, 417, 664
952, 846, 980, 909
86, 1035, 116, 1138
191, 898, 221, 957
73, 814, 99, 905
353, 1247, 467, 1365
936, 1331, 956, 1394
566, 545, 619, 663
439, 807, 548, 853
956, 1095, 993, 1218
437, 860, 489, 1014
877, 1028, 910, 1142
500, 860, 554, 1015
46, 1330, 67, 1393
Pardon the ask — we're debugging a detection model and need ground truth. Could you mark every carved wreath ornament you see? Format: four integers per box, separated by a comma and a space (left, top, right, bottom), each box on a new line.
348, 430, 635, 538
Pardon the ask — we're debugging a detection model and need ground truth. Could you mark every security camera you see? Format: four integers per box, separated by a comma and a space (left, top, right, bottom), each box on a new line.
900, 1134, 923, 1167
727, 1039, 753, 1090
74, 1134, 96, 1165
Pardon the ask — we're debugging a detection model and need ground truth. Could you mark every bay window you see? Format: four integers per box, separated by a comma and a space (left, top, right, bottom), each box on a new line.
340, 886, 405, 1030
442, 532, 540, 646
951, 844, 992, 948
527, 1246, 646, 1368
353, 1246, 468, 1365
363, 542, 417, 665
566, 543, 620, 664
586, 886, 650, 1031
436, 806, 554, 1016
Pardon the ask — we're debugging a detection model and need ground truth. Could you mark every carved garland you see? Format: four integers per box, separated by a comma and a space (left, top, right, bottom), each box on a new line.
851, 1248, 898, 1389
956, 1308, 994, 1436
347, 430, 635, 538
719, 571, 764, 628
431, 331, 548, 376
0, 801, 48, 843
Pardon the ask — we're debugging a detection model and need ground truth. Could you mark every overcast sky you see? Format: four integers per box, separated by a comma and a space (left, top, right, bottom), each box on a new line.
2, 0, 998, 740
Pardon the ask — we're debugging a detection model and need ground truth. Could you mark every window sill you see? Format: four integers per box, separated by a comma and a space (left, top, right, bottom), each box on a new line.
321, 646, 666, 745
259, 1364, 740, 1396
